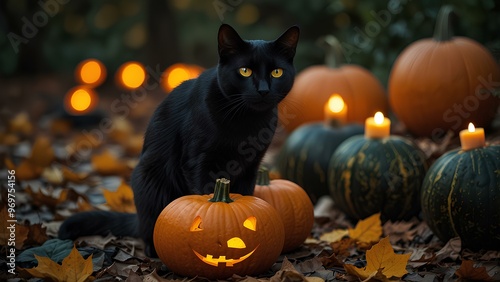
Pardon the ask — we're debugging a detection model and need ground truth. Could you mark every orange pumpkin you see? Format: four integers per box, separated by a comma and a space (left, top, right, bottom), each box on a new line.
280, 36, 388, 132
153, 178, 284, 280
253, 167, 314, 253
389, 5, 500, 137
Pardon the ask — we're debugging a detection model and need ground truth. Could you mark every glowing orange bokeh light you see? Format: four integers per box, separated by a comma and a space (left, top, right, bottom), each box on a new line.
64, 86, 98, 115
75, 59, 106, 86
161, 63, 203, 92
116, 61, 146, 89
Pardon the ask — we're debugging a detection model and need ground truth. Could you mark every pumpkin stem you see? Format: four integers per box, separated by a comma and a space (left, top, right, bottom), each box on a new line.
256, 167, 271, 186
433, 5, 455, 41
317, 35, 344, 68
209, 178, 234, 203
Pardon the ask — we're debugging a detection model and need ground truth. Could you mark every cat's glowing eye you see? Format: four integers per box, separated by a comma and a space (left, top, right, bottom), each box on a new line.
271, 68, 283, 78
239, 67, 252, 77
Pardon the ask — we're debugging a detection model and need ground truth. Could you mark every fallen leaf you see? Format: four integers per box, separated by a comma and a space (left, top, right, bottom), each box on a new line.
8, 112, 33, 136
270, 258, 310, 282
62, 166, 90, 184
25, 245, 94, 282
344, 237, 410, 282
330, 237, 355, 258
383, 220, 417, 244
320, 229, 349, 243
455, 260, 493, 281
435, 237, 461, 263
107, 117, 134, 143
91, 149, 131, 176
5, 136, 55, 180
23, 223, 49, 247
348, 213, 382, 245
102, 180, 136, 213
29, 136, 55, 167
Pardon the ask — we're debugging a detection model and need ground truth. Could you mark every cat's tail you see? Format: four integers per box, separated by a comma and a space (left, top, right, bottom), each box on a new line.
58, 211, 139, 240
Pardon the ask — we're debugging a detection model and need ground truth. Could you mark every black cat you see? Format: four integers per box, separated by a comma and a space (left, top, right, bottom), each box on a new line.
59, 24, 300, 257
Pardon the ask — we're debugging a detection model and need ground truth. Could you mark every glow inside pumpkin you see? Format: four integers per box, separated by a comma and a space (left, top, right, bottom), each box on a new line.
190, 215, 258, 267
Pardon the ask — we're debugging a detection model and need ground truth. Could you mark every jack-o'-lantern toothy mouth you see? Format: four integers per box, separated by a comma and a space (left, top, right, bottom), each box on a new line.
192, 246, 258, 267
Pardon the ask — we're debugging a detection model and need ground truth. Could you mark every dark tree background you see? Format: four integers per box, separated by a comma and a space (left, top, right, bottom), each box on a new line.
0, 0, 499, 85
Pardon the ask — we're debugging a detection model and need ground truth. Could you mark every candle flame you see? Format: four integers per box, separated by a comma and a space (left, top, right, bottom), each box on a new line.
78, 59, 106, 85
64, 86, 98, 115
468, 122, 475, 132
327, 94, 345, 113
117, 62, 146, 89
374, 112, 385, 124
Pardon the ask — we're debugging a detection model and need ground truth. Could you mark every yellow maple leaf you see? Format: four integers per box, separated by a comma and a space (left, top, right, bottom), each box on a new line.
102, 180, 136, 213
320, 229, 349, 243
25, 245, 94, 282
348, 213, 382, 244
344, 237, 410, 281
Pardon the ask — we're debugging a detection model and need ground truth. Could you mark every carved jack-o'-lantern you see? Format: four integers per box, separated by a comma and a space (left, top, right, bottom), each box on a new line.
153, 178, 285, 280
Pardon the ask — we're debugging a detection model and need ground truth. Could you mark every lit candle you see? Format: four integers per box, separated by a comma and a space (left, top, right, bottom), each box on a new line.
459, 123, 485, 151
365, 111, 390, 138
324, 94, 347, 126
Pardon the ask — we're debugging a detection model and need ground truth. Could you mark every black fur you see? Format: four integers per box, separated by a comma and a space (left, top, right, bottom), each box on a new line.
59, 24, 299, 257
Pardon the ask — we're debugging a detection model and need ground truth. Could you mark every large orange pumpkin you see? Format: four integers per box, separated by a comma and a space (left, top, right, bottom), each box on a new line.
153, 178, 284, 280
253, 167, 314, 253
279, 36, 388, 132
389, 5, 500, 138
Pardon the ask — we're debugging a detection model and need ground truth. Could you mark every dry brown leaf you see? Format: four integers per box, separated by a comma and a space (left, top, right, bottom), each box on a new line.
29, 136, 55, 168
25, 245, 94, 282
348, 213, 382, 245
8, 112, 33, 136
344, 237, 410, 282
383, 220, 417, 244
330, 237, 355, 258
91, 149, 131, 176
455, 260, 493, 281
5, 158, 42, 180
26, 186, 86, 210
62, 166, 90, 184
23, 223, 49, 247
270, 258, 309, 282
5, 136, 55, 180
103, 180, 136, 213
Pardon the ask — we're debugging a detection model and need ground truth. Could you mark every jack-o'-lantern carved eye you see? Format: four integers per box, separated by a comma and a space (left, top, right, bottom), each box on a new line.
243, 216, 256, 231
190, 216, 203, 231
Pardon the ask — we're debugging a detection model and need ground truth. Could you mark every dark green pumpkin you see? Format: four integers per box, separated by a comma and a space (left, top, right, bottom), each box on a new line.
276, 123, 363, 203
421, 145, 500, 251
328, 135, 427, 221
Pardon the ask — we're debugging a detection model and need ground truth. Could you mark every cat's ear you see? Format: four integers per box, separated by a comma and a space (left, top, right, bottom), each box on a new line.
218, 24, 246, 58
274, 26, 300, 59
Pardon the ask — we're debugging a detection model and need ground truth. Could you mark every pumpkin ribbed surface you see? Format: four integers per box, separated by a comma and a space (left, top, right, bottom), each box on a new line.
153, 179, 284, 279
421, 145, 500, 251
253, 168, 314, 253
328, 135, 427, 221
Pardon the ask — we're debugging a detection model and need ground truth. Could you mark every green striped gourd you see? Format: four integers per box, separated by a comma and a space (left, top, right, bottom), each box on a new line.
328, 135, 427, 221
421, 145, 500, 251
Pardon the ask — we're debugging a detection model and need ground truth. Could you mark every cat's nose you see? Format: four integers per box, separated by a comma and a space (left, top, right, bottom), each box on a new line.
258, 80, 269, 96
